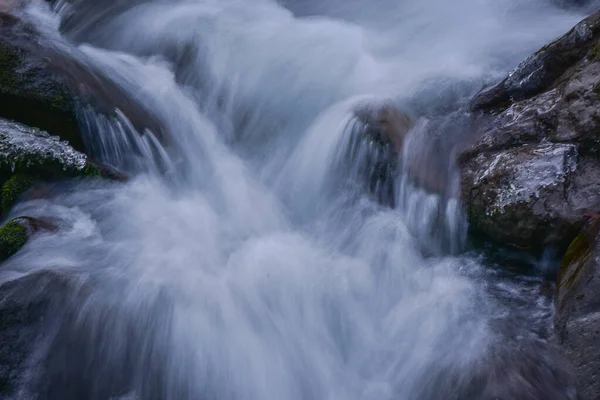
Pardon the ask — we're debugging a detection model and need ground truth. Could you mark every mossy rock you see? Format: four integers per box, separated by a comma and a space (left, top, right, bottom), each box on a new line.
0, 118, 124, 213
589, 38, 600, 60
0, 118, 102, 182
0, 13, 81, 150
78, 163, 103, 179
0, 219, 28, 262
1, 174, 34, 213
554, 216, 600, 400
556, 218, 600, 305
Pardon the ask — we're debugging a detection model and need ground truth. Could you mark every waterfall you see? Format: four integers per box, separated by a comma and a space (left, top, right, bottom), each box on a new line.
0, 0, 587, 398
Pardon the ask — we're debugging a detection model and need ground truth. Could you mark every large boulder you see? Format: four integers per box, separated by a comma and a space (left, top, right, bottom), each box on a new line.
0, 11, 82, 150
0, 7, 166, 152
350, 103, 460, 203
555, 218, 600, 400
461, 10, 600, 251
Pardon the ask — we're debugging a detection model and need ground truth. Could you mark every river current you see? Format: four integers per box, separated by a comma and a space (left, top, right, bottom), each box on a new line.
0, 0, 591, 398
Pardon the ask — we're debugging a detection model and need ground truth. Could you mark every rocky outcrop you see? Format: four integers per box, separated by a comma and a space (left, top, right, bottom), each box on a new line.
345, 103, 413, 206
0, 11, 82, 150
0, 270, 71, 396
462, 12, 600, 396
0, 118, 89, 179
0, 7, 166, 152
0, 117, 123, 218
460, 10, 600, 251
350, 103, 461, 206
555, 218, 600, 400
0, 117, 102, 259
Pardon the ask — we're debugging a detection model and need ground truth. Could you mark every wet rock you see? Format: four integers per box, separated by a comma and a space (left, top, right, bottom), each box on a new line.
0, 219, 27, 262
462, 143, 591, 250
353, 103, 414, 153
0, 270, 71, 397
0, 118, 122, 213
461, 9, 600, 250
555, 218, 600, 400
0, 11, 82, 150
417, 338, 578, 400
347, 103, 414, 206
0, 118, 91, 181
401, 113, 469, 199
1, 174, 34, 213
471, 11, 600, 111
90, 162, 129, 182
0, 217, 56, 262
0, 9, 166, 153
350, 103, 462, 198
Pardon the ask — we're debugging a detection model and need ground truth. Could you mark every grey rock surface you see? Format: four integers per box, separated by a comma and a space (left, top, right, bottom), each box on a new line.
461, 10, 600, 250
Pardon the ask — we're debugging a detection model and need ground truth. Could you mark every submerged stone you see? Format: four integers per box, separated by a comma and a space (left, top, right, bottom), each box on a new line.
344, 103, 414, 206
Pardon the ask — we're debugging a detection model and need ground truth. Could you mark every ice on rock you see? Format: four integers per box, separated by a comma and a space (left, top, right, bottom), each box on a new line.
0, 118, 87, 171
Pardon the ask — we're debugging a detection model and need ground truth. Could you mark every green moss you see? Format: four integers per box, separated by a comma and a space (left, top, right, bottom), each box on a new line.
559, 233, 591, 286
0, 154, 83, 184
591, 39, 600, 60
0, 220, 28, 262
557, 218, 600, 299
593, 81, 600, 101
0, 33, 81, 149
561, 233, 589, 271
79, 163, 103, 179
1, 174, 35, 213
0, 42, 19, 89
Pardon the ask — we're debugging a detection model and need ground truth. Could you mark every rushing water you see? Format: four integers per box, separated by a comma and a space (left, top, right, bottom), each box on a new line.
0, 0, 591, 399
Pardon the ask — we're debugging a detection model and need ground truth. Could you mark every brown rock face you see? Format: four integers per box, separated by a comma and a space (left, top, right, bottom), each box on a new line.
353, 103, 414, 150
374, 105, 414, 152
352, 102, 460, 197
347, 103, 414, 206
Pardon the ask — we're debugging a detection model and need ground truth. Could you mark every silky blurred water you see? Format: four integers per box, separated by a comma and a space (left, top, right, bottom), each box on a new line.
0, 0, 589, 398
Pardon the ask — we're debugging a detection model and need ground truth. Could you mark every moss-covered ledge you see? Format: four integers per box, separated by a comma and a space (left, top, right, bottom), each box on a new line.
0, 118, 124, 215
1, 174, 34, 213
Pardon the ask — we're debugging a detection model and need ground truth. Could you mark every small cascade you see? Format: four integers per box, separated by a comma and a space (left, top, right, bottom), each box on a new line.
0, 1, 588, 399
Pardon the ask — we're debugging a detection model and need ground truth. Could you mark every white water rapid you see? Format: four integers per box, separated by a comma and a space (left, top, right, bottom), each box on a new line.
0, 0, 590, 399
